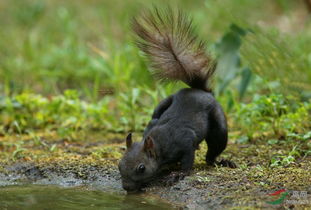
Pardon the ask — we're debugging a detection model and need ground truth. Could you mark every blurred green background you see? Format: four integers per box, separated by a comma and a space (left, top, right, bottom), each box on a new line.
0, 0, 310, 139
1, 0, 310, 97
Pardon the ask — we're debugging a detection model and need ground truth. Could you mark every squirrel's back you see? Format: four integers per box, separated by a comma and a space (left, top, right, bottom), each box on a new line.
132, 7, 216, 92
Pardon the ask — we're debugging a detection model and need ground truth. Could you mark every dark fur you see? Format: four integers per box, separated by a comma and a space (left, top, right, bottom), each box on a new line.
119, 7, 230, 192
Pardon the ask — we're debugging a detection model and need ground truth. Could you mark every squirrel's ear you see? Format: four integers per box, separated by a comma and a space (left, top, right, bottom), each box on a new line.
126, 133, 132, 149
144, 136, 156, 158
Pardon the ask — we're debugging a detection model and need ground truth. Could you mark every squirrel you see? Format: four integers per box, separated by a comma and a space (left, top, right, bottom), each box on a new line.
118, 7, 236, 192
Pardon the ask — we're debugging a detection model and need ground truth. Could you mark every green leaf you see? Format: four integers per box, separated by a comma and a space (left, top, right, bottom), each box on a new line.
238, 67, 252, 99
215, 24, 250, 97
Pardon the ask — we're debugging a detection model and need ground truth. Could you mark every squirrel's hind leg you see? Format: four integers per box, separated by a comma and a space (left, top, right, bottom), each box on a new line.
205, 105, 237, 168
205, 105, 228, 165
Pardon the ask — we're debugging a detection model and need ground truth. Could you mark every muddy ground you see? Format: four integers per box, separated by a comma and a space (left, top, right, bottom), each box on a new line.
0, 132, 310, 209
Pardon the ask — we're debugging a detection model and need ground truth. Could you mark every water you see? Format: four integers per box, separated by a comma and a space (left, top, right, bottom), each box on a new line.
0, 185, 175, 210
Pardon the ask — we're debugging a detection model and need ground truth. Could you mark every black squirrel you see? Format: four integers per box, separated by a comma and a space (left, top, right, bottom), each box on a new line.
118, 7, 236, 192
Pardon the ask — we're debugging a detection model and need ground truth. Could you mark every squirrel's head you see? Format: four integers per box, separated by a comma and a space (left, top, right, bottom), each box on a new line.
118, 133, 158, 192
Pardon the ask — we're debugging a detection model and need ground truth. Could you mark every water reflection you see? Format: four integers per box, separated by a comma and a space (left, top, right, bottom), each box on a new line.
0, 185, 174, 210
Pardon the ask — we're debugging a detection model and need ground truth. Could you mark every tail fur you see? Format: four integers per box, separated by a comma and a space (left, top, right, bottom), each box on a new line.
132, 7, 216, 91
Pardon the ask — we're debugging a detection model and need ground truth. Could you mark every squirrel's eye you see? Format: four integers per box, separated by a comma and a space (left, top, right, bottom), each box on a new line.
137, 164, 145, 173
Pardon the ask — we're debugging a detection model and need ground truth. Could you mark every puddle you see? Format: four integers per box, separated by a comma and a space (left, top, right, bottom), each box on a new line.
0, 185, 175, 210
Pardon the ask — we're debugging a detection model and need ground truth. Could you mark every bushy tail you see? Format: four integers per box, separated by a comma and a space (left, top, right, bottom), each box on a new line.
132, 7, 216, 91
